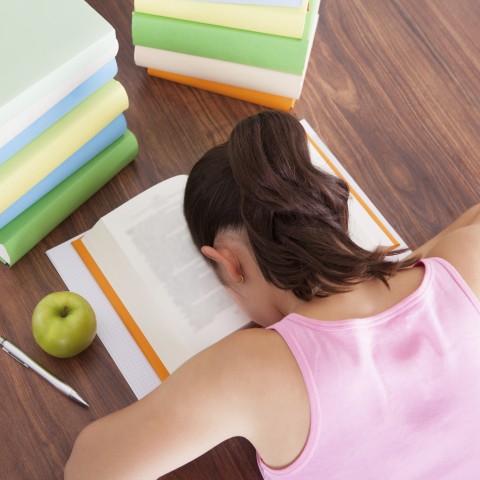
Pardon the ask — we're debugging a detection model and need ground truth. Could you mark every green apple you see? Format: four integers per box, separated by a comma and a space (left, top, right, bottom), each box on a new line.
32, 291, 97, 358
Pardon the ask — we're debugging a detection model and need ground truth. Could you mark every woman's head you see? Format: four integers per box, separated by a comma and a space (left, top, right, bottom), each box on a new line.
184, 111, 415, 305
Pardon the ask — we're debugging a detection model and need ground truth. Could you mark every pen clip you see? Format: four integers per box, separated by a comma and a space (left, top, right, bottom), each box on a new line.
2, 347, 29, 368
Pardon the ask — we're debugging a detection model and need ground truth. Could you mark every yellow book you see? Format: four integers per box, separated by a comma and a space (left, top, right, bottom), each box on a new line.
0, 80, 128, 214
147, 68, 295, 111
134, 0, 309, 38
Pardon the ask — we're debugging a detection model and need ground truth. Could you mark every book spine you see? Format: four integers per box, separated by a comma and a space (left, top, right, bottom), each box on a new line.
134, 0, 308, 38
0, 131, 138, 267
134, 46, 305, 98
131, 6, 316, 74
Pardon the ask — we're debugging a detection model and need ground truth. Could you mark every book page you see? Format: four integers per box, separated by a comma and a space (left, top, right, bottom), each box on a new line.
83, 176, 249, 373
122, 182, 248, 340
47, 237, 160, 399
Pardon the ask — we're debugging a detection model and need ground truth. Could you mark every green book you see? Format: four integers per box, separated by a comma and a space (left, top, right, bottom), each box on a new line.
0, 130, 138, 267
132, 0, 319, 75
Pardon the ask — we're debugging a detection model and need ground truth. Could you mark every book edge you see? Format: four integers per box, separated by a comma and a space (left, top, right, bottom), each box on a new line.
72, 237, 170, 381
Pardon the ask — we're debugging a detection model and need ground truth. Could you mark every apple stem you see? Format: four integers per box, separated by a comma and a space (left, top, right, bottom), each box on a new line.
62, 305, 69, 318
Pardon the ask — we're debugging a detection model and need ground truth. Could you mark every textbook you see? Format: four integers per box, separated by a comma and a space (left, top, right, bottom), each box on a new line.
0, 80, 129, 214
134, 46, 311, 99
47, 120, 408, 395
134, 0, 309, 38
0, 0, 118, 148
131, 0, 319, 75
0, 130, 138, 267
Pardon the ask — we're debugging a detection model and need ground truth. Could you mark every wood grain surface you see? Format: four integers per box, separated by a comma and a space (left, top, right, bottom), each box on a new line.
0, 1, 479, 478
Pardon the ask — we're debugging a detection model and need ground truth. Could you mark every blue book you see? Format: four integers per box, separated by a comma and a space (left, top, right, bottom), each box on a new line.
0, 114, 127, 229
0, 60, 118, 165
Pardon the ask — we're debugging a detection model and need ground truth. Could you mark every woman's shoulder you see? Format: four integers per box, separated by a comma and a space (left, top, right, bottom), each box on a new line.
425, 224, 480, 299
214, 327, 310, 467
213, 327, 298, 382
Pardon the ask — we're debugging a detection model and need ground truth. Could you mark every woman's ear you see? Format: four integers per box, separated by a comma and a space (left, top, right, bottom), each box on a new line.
201, 245, 243, 284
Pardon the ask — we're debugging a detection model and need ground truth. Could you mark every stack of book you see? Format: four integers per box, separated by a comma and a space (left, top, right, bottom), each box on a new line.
0, 0, 139, 267
132, 0, 320, 111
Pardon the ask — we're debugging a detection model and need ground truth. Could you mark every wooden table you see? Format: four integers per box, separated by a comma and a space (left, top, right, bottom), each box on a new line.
1, 1, 479, 478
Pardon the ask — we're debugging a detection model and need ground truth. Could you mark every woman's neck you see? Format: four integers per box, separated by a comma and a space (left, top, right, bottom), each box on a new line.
281, 265, 424, 323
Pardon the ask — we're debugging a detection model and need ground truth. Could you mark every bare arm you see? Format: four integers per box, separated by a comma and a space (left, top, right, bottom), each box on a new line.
412, 203, 480, 259
64, 329, 308, 479
413, 203, 480, 298
64, 336, 251, 480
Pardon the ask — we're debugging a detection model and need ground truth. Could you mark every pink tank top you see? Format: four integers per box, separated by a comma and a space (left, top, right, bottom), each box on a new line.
257, 258, 480, 479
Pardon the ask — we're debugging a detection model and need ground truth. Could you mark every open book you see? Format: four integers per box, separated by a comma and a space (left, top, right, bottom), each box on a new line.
72, 174, 250, 380
47, 119, 408, 397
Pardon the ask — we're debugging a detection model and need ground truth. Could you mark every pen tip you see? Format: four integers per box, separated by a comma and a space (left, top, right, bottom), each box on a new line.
70, 390, 90, 408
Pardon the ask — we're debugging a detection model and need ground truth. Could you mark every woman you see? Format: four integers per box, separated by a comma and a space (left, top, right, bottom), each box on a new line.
65, 111, 480, 479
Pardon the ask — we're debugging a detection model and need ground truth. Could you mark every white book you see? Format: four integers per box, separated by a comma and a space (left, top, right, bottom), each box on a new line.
0, 45, 118, 150
134, 13, 318, 99
134, 45, 305, 98
47, 119, 408, 399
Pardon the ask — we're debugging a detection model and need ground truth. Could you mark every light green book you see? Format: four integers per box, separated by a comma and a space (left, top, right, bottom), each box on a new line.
0, 0, 117, 147
131, 0, 319, 74
0, 130, 138, 267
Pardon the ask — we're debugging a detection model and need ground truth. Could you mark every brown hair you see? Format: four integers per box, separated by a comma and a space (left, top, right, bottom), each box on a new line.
184, 111, 417, 301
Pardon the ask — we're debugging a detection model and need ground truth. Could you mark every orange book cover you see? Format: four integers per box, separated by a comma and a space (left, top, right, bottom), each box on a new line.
147, 68, 296, 112
72, 237, 170, 380
305, 133, 400, 249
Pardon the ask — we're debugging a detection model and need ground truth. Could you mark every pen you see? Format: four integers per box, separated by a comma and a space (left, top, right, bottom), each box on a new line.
0, 336, 89, 407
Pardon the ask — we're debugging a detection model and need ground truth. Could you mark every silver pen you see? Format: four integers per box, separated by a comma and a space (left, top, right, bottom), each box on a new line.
0, 336, 89, 407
